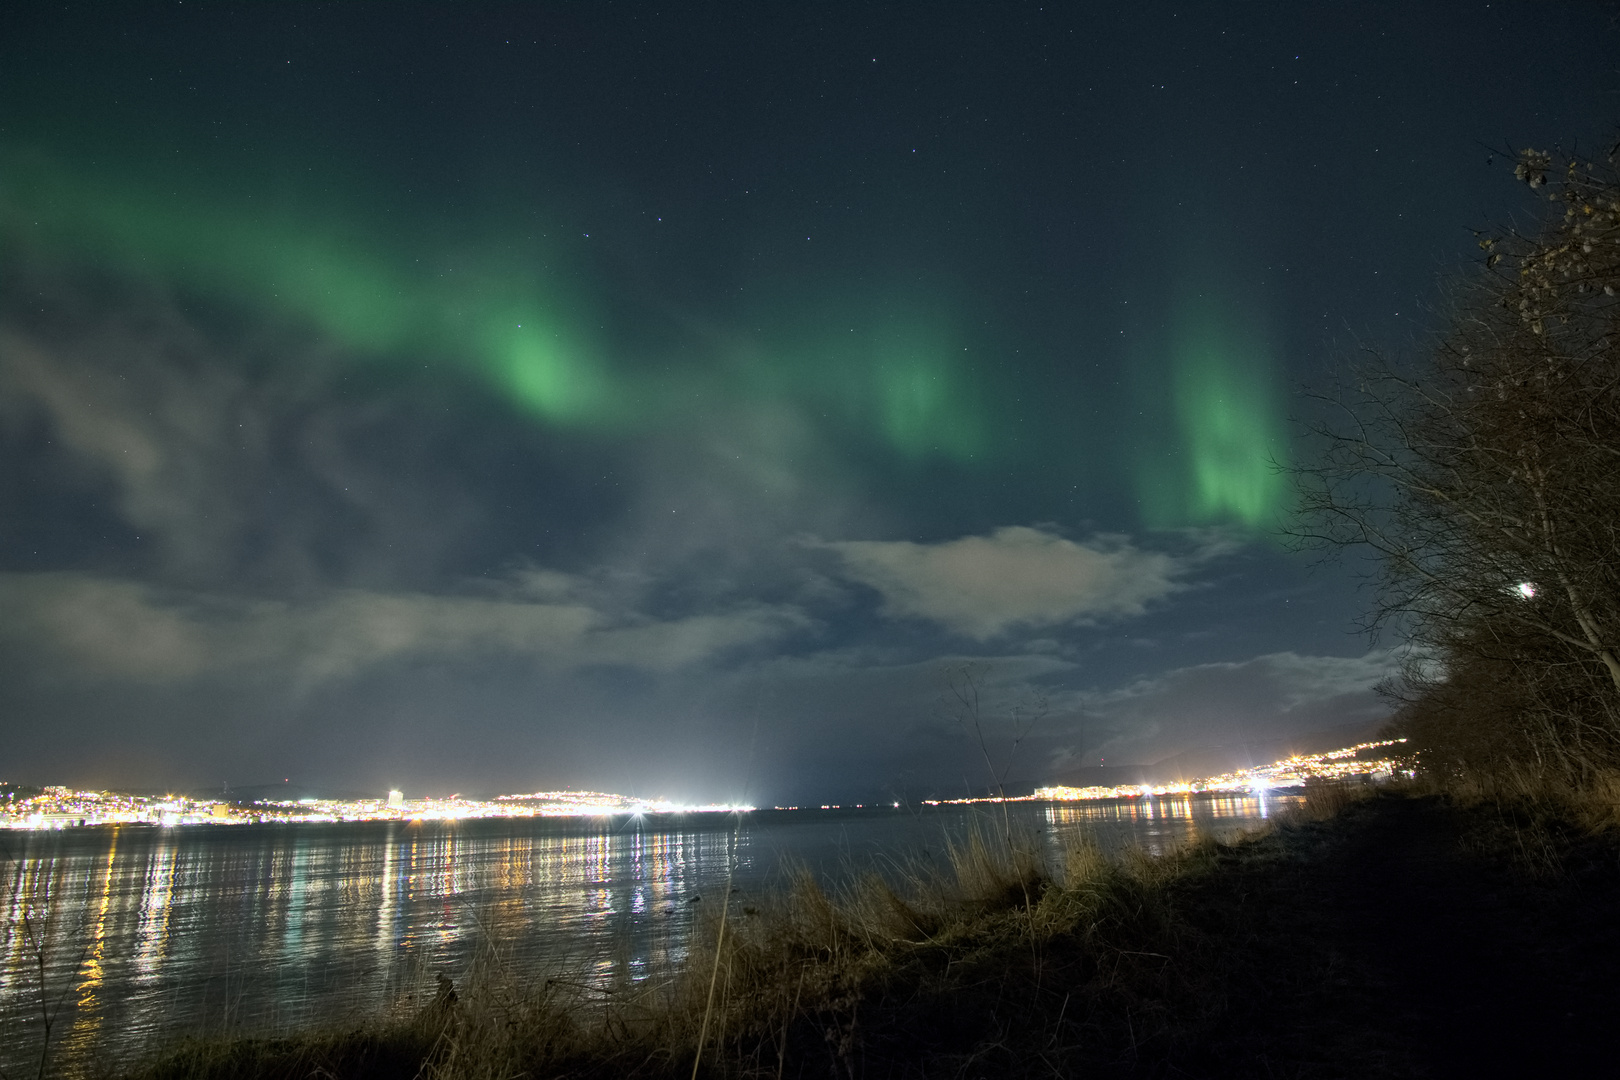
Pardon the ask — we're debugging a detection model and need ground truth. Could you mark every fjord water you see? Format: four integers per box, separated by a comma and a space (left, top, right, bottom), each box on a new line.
1, 796, 1284, 1074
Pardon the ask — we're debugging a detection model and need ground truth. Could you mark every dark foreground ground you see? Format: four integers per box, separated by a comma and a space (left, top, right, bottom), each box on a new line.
1177, 793, 1620, 1077
127, 793, 1620, 1080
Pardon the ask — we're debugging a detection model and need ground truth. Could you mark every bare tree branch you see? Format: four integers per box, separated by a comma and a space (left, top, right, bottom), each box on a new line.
1288, 146, 1620, 783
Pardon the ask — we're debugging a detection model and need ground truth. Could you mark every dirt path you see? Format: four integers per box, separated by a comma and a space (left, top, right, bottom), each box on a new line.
1186, 795, 1620, 1077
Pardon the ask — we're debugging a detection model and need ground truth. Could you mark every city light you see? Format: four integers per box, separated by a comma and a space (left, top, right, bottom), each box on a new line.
1032, 738, 1410, 802
0, 786, 755, 829
0, 741, 1405, 830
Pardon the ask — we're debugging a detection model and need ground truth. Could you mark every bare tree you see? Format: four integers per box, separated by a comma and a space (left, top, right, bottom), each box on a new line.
1291, 145, 1620, 779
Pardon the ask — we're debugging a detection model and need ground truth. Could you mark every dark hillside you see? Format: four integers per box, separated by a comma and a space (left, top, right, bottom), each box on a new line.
1178, 794, 1620, 1076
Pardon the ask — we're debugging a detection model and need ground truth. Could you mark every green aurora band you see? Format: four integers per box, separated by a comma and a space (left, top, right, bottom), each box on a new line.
4, 151, 1289, 528
4, 153, 616, 425
1, 152, 991, 463
1135, 293, 1287, 529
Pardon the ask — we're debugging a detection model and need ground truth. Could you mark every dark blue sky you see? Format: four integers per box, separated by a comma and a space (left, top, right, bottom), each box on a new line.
2, 2, 1616, 802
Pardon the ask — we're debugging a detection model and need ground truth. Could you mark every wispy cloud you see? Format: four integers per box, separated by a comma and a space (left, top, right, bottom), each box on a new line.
0, 307, 500, 589
1, 322, 275, 579
0, 572, 807, 686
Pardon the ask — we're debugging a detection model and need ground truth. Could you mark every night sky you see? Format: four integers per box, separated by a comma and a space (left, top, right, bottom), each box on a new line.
2, 3, 1616, 804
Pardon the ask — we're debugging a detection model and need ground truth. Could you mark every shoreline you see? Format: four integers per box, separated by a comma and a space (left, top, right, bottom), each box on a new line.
17, 786, 1616, 1077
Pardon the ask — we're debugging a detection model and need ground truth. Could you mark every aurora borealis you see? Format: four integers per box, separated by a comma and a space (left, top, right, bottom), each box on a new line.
2, 2, 1616, 802
6, 147, 1013, 459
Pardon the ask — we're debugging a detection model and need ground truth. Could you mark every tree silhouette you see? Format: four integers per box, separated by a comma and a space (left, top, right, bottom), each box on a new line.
1292, 144, 1620, 781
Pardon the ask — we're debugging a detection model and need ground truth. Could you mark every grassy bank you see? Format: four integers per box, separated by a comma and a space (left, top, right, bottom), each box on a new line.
124, 783, 1620, 1078
128, 831, 1214, 1078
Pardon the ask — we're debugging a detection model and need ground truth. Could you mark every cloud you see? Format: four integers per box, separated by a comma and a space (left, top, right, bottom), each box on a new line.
0, 332, 166, 482
0, 573, 211, 680
820, 527, 1184, 639
0, 323, 269, 578
0, 572, 806, 685
1097, 650, 1404, 714
1248, 650, 1409, 710
0, 305, 501, 590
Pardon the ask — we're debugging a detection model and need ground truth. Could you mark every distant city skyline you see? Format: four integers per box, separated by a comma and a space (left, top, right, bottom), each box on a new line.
3, 737, 1405, 832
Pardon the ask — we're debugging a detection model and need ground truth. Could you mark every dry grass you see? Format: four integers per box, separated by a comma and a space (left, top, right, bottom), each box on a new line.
1446, 763, 1620, 824
1382, 759, 1620, 882
1293, 777, 1379, 822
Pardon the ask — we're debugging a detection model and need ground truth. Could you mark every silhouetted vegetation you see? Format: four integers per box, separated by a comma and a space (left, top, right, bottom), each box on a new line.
1294, 144, 1620, 796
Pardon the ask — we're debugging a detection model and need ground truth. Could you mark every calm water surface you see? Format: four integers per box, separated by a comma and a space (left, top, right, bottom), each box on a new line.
0, 795, 1287, 1074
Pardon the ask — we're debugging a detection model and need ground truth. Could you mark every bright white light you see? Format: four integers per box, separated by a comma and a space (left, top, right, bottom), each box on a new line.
1517, 582, 1537, 599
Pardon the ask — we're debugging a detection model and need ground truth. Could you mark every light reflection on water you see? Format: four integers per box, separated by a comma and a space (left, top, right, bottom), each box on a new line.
0, 796, 1285, 1073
